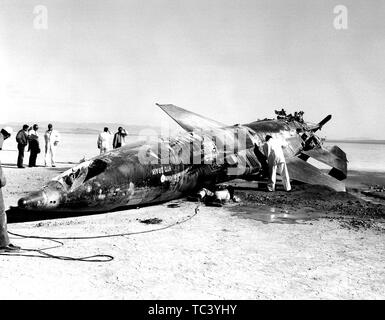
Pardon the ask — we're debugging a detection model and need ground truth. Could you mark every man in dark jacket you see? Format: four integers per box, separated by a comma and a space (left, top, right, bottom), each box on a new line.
28, 124, 40, 167
0, 127, 20, 252
113, 127, 128, 149
16, 124, 29, 168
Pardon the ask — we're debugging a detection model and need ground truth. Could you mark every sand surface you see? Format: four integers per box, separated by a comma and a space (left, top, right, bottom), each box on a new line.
0, 159, 384, 299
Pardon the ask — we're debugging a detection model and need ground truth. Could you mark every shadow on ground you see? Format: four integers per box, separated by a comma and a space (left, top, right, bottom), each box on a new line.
6, 199, 181, 224
6, 207, 105, 224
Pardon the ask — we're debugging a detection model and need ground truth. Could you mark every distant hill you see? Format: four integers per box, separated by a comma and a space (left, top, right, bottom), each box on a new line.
343, 137, 373, 141
327, 139, 385, 145
0, 122, 171, 136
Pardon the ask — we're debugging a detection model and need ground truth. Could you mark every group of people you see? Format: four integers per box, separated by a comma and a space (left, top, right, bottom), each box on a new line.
97, 126, 128, 154
15, 123, 61, 168
15, 124, 128, 167
8, 124, 129, 169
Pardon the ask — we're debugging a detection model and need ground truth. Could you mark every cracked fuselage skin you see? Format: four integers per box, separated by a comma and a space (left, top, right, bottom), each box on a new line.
17, 118, 344, 213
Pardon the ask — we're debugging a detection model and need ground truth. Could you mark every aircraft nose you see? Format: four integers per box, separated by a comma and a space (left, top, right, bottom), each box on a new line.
18, 191, 47, 209
17, 181, 64, 211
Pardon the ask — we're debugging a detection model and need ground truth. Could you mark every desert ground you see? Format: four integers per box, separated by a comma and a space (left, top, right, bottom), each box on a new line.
0, 149, 384, 299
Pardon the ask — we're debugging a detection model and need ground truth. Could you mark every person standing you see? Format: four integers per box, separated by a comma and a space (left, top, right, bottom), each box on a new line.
112, 127, 127, 149
263, 135, 291, 192
97, 127, 111, 154
44, 124, 60, 167
0, 127, 20, 252
15, 124, 29, 168
28, 124, 40, 167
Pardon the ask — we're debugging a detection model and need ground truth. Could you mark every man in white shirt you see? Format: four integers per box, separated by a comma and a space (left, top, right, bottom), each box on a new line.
44, 124, 60, 167
97, 127, 112, 154
263, 135, 291, 192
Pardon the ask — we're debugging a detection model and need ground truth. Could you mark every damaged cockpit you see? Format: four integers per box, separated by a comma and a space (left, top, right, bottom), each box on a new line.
57, 159, 109, 192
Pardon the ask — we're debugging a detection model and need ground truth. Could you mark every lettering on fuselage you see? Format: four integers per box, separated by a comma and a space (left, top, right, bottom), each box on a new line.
151, 165, 172, 176
161, 171, 185, 185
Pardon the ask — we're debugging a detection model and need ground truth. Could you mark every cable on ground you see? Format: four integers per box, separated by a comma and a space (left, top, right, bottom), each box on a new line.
1, 204, 200, 262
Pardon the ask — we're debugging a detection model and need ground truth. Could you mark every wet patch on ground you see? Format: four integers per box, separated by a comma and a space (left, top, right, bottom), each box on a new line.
234, 184, 385, 217
227, 203, 336, 224
224, 183, 385, 230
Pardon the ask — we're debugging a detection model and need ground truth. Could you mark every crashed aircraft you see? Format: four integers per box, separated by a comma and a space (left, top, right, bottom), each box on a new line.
16, 104, 347, 213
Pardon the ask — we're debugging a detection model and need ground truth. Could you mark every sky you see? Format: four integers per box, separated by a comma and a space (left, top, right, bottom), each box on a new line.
1, 0, 385, 139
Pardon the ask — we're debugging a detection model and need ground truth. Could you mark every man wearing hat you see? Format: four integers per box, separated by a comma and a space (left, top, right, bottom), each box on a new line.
0, 127, 20, 252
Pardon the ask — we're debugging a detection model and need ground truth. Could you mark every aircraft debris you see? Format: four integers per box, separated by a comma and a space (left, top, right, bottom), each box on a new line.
138, 218, 162, 225
15, 104, 348, 213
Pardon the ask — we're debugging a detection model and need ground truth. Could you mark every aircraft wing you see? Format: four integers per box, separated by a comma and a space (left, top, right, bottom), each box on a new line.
301, 145, 347, 180
286, 156, 346, 192
157, 103, 226, 132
